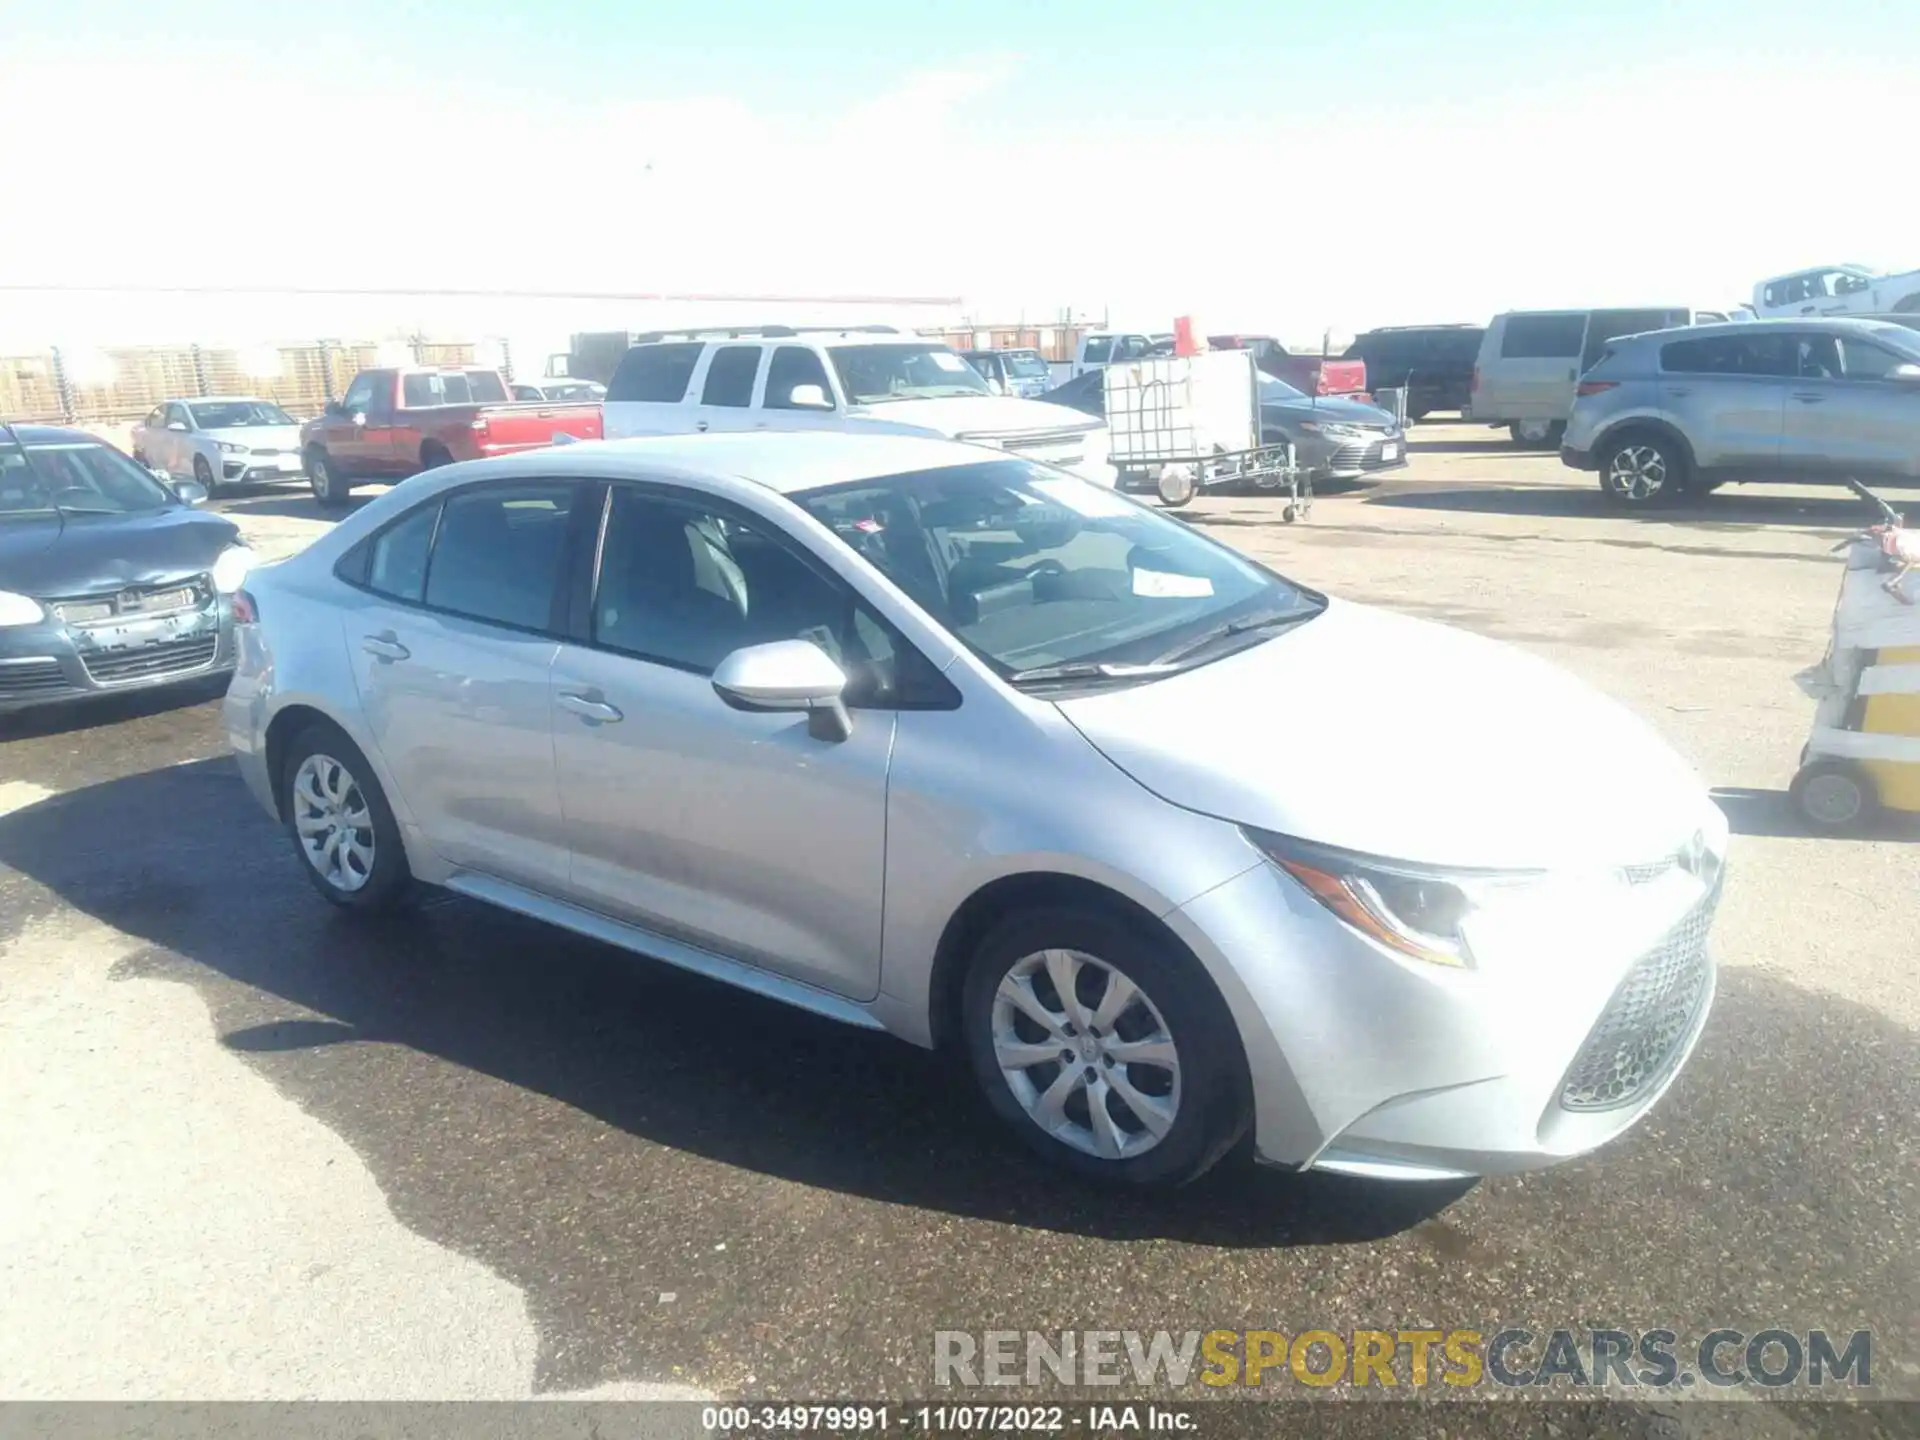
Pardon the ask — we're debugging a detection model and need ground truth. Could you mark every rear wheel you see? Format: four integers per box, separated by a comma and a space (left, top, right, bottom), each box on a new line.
1599, 432, 1687, 506
1155, 464, 1198, 508
1510, 419, 1565, 448
420, 441, 453, 469
307, 448, 352, 509
961, 905, 1249, 1187
280, 722, 412, 911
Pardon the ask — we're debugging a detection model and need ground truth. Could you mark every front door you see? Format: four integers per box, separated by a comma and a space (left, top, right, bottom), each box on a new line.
324, 371, 398, 478
752, 345, 846, 435
345, 479, 579, 893
1782, 332, 1920, 480
549, 484, 892, 999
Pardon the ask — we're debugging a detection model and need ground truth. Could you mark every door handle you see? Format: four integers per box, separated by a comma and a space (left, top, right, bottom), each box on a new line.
1666, 387, 1692, 398
556, 691, 623, 724
361, 633, 410, 662
695, 420, 709, 432
1791, 392, 1827, 404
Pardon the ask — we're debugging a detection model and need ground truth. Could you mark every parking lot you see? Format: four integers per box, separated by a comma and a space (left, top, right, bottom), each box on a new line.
2, 424, 1916, 1416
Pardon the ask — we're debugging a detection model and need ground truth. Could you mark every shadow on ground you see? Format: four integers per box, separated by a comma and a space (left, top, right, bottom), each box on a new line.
4, 758, 1915, 1396
0, 673, 229, 743
1715, 785, 1920, 842
1368, 482, 1915, 533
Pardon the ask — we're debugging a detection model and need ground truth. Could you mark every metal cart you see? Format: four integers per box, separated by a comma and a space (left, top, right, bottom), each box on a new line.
1103, 351, 1309, 518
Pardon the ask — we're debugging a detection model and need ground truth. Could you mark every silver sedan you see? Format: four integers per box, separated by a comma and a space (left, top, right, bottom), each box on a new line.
225, 432, 1725, 1186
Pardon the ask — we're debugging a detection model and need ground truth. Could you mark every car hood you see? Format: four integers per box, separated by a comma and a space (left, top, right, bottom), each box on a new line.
1261, 395, 1397, 428
202, 424, 304, 450
0, 507, 242, 596
851, 395, 1102, 438
1056, 599, 1715, 871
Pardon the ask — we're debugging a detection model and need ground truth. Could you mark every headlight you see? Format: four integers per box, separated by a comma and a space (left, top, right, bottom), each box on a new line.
1246, 829, 1544, 969
211, 545, 257, 594
0, 590, 46, 627
1297, 421, 1365, 439
216, 440, 248, 454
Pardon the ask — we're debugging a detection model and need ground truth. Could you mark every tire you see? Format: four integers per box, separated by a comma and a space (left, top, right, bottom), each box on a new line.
1598, 431, 1688, 506
279, 721, 412, 912
420, 442, 453, 470
1155, 464, 1198, 508
307, 447, 352, 509
193, 454, 218, 498
1509, 419, 1565, 448
960, 905, 1250, 1187
1790, 758, 1877, 834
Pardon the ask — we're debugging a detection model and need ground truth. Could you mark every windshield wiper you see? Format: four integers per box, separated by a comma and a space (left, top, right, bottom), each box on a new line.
1152, 606, 1318, 666
1006, 659, 1181, 687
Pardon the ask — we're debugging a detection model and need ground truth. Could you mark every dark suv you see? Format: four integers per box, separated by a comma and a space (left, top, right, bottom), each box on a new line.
1342, 325, 1485, 420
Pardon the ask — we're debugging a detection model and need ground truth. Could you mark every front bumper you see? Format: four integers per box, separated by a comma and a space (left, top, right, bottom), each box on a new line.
1307, 431, 1409, 480
0, 590, 236, 714
1560, 443, 1598, 472
219, 449, 309, 484
1173, 845, 1724, 1180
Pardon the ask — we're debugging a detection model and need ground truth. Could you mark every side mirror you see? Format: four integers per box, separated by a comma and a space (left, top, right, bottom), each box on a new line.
322, 400, 345, 418
172, 478, 209, 506
1886, 363, 1920, 385
787, 383, 832, 410
166, 421, 188, 432
711, 639, 852, 742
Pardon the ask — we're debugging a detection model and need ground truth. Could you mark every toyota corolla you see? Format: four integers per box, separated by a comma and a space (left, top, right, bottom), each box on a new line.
224, 432, 1724, 1186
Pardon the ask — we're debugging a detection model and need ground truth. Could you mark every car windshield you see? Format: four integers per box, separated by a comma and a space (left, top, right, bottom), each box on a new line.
187, 400, 296, 429
1257, 373, 1306, 402
830, 344, 995, 404
800, 458, 1322, 684
1002, 351, 1050, 379
0, 440, 177, 517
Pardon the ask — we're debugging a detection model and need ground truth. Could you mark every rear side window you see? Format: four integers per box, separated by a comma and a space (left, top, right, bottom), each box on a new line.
1082, 337, 1113, 364
607, 343, 703, 404
466, 370, 507, 403
366, 504, 440, 602
701, 346, 762, 408
403, 374, 440, 406
762, 347, 834, 410
1499, 314, 1586, 359
1660, 335, 1795, 377
422, 483, 576, 632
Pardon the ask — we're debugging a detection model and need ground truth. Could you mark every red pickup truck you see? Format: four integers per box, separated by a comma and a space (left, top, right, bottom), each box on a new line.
300, 366, 603, 507
1207, 335, 1369, 399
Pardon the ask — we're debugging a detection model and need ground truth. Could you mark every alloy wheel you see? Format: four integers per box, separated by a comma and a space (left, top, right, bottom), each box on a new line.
291, 753, 376, 892
990, 947, 1182, 1160
1607, 444, 1668, 502
1799, 771, 1864, 827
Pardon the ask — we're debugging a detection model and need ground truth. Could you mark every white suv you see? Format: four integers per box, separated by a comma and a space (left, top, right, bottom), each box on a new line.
601, 328, 1116, 486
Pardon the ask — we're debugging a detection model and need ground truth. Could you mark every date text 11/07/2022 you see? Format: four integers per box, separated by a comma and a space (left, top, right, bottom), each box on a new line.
701, 1406, 1195, 1434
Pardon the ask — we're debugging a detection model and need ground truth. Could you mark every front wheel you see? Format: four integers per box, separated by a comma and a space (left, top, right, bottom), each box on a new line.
1790, 758, 1877, 834
193, 454, 218, 498
307, 448, 352, 509
961, 906, 1249, 1187
280, 722, 412, 911
1599, 433, 1687, 506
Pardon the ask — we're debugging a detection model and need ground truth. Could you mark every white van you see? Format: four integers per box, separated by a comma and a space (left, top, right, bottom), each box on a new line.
1469, 308, 1693, 446
602, 328, 1115, 486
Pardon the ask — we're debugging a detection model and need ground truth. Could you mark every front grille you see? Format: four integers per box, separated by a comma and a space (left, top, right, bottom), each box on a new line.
1559, 883, 1720, 1111
79, 633, 219, 685
249, 447, 283, 457
0, 659, 71, 700
966, 427, 1092, 465
52, 577, 209, 626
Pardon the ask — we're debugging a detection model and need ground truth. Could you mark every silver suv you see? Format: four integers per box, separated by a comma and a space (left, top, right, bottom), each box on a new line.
1561, 318, 1920, 504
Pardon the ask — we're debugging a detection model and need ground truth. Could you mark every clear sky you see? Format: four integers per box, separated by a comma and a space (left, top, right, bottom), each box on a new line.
5, 0, 1920, 340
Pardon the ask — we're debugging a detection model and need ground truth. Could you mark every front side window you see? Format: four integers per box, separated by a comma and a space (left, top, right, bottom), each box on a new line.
799, 458, 1321, 685
592, 488, 915, 705
763, 346, 835, 410
1835, 337, 1912, 380
829, 344, 991, 405
1003, 350, 1049, 379
342, 375, 376, 413
422, 483, 576, 632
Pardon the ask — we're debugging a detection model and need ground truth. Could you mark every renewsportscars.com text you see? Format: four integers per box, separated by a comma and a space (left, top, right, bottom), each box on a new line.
933, 1328, 1872, 1391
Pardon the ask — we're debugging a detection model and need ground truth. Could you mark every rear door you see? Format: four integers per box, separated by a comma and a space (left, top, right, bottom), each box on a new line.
692, 344, 766, 433
343, 478, 581, 893
1483, 312, 1587, 420
1656, 332, 1792, 470
602, 342, 705, 438
1782, 332, 1920, 479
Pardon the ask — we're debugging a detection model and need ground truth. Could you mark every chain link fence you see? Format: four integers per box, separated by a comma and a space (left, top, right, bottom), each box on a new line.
1, 338, 489, 427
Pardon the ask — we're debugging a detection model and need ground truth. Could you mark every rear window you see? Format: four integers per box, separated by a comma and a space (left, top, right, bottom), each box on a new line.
607, 343, 704, 404
1498, 314, 1587, 359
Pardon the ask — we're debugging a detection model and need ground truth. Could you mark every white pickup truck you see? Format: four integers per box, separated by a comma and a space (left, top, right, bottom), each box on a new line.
1753, 264, 1920, 319
1046, 332, 1159, 388
601, 328, 1117, 486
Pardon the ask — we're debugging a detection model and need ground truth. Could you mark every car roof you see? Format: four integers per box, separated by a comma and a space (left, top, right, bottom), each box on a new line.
175, 395, 281, 407
1621, 316, 1920, 343
457, 432, 1003, 496
2, 422, 112, 445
